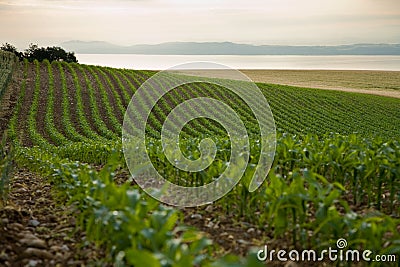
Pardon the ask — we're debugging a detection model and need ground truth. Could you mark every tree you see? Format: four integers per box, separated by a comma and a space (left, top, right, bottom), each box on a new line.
46, 46, 78, 63
24, 43, 78, 63
1, 43, 78, 63
0, 43, 17, 54
66, 51, 78, 63
24, 43, 46, 62
0, 43, 23, 60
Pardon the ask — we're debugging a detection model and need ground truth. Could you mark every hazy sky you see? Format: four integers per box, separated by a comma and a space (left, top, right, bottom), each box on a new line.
1, 0, 399, 49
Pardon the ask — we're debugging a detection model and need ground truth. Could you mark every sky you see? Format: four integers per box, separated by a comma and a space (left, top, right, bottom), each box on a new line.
0, 0, 399, 50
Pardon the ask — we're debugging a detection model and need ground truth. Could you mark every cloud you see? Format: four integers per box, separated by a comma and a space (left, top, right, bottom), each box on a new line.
0, 0, 151, 10
0, 0, 399, 48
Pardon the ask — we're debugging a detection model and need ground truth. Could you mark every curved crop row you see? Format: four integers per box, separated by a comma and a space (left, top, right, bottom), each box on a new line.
27, 60, 55, 149
64, 63, 105, 141
57, 62, 91, 143
44, 60, 70, 145
85, 65, 122, 134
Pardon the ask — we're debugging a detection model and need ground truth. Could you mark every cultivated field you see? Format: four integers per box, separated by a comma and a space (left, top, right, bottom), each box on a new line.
0, 54, 399, 266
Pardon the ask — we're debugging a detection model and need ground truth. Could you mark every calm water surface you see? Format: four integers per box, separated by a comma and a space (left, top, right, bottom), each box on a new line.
76, 54, 400, 71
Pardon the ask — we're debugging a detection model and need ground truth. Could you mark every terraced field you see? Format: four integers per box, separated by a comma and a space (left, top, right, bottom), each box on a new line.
1, 56, 400, 266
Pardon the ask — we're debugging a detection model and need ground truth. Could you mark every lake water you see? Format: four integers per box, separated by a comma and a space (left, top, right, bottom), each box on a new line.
76, 54, 400, 71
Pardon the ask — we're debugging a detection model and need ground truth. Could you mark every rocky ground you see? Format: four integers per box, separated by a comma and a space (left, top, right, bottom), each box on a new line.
0, 170, 106, 267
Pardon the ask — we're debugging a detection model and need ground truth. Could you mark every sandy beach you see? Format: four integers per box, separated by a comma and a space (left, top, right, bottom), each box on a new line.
175, 69, 400, 98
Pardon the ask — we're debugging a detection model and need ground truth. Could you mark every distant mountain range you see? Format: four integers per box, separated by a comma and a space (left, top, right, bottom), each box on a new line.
60, 41, 400, 55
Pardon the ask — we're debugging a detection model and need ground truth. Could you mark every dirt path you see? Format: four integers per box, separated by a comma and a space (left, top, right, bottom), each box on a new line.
0, 170, 106, 266
173, 69, 400, 99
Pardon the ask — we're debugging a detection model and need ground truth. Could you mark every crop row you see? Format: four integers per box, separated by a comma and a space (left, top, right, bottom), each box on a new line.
7, 61, 400, 211
0, 51, 16, 100
10, 61, 400, 148
7, 61, 400, 208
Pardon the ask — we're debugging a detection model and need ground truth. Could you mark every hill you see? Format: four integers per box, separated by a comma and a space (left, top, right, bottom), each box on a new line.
60, 40, 400, 55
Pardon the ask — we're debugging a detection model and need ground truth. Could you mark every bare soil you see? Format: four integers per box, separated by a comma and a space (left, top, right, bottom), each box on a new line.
35, 62, 53, 145
16, 64, 36, 147
51, 63, 68, 139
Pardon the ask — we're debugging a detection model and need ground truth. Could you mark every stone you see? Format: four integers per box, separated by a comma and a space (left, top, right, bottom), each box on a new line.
19, 236, 47, 249
21, 248, 53, 260
8, 223, 24, 231
28, 220, 40, 227
0, 251, 9, 261
28, 259, 40, 267
191, 214, 202, 219
247, 227, 255, 233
